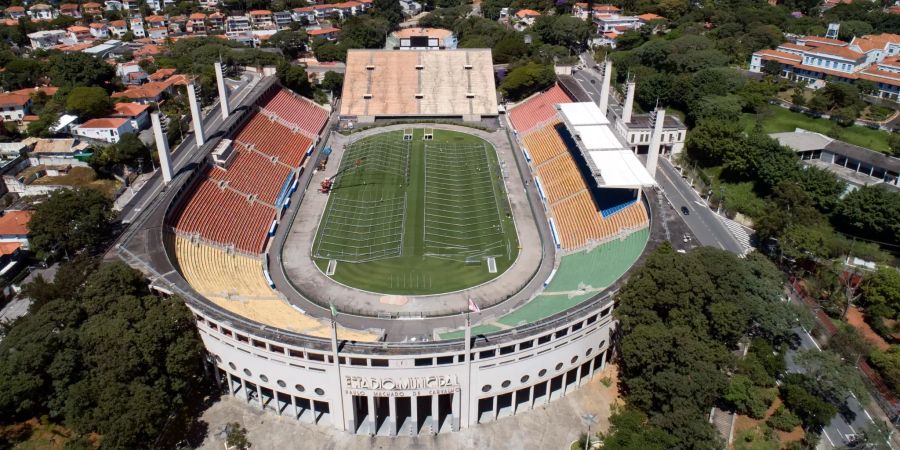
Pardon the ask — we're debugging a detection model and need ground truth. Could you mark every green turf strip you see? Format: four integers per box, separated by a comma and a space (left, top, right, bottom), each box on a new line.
439, 324, 503, 340
312, 129, 519, 295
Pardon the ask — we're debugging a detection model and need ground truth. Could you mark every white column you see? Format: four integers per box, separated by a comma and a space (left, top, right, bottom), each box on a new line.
646, 108, 665, 179
291, 395, 297, 420
451, 391, 460, 431
462, 315, 473, 428
151, 112, 174, 184
529, 385, 535, 409
367, 395, 376, 434
186, 82, 205, 148
389, 396, 397, 436
411, 395, 418, 433
329, 319, 347, 432
622, 80, 636, 124
599, 59, 613, 115
256, 385, 264, 409
432, 395, 440, 433
215, 62, 230, 120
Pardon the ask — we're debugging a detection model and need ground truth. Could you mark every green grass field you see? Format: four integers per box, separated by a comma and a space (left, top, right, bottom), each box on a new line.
738, 106, 892, 153
312, 129, 519, 295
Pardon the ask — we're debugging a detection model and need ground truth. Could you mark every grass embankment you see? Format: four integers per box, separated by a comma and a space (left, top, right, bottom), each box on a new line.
739, 106, 892, 153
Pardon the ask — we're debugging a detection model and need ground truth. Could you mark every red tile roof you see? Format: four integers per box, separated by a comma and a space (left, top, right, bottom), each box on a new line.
0, 242, 21, 256
0, 211, 32, 236
113, 102, 149, 116
78, 118, 129, 129
515, 9, 540, 17
5, 6, 25, 12
12, 86, 58, 97
308, 27, 340, 36
249, 9, 272, 15
0, 93, 30, 107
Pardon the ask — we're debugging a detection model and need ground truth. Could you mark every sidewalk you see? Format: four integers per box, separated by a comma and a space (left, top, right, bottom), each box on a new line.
113, 172, 155, 211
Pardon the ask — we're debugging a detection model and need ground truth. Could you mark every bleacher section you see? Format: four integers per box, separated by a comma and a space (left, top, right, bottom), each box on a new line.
234, 114, 312, 168
260, 89, 329, 137
508, 85, 573, 135
171, 234, 378, 342
438, 228, 649, 338
171, 178, 276, 254
207, 147, 293, 205
510, 90, 650, 251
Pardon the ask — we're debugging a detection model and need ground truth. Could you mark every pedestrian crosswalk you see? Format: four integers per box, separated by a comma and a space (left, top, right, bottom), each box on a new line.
717, 216, 753, 256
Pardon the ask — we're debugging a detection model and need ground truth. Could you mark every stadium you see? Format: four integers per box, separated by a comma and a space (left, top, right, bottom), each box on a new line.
117, 50, 664, 436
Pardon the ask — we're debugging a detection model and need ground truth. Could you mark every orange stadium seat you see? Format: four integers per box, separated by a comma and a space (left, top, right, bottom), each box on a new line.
171, 178, 276, 254
522, 122, 568, 166
508, 84, 573, 134
260, 89, 329, 136
536, 154, 586, 205
234, 114, 312, 168
207, 148, 292, 205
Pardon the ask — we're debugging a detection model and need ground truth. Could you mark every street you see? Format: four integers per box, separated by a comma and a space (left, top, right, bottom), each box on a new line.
118, 71, 261, 224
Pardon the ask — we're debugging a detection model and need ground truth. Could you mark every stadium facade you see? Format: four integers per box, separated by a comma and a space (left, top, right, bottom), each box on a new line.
117, 52, 671, 436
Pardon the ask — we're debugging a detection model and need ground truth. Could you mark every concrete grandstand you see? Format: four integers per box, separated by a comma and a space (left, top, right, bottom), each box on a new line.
115, 57, 674, 437
339, 49, 498, 122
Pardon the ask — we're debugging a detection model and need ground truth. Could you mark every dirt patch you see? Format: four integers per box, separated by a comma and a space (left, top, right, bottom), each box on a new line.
0, 418, 100, 450
731, 398, 804, 449
847, 306, 890, 351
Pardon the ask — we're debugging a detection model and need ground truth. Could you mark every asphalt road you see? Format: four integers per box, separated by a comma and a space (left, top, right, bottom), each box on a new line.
118, 71, 261, 224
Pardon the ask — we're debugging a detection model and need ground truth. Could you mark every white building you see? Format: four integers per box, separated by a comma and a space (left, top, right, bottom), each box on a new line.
28, 29, 67, 50
0, 94, 32, 122
73, 118, 134, 143
28, 4, 56, 21
111, 102, 150, 130
129, 17, 146, 38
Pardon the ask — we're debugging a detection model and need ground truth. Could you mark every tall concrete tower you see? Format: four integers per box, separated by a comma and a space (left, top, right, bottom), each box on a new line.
599, 59, 613, 115
186, 82, 205, 148
646, 107, 665, 178
622, 79, 636, 124
151, 112, 174, 184
215, 62, 230, 121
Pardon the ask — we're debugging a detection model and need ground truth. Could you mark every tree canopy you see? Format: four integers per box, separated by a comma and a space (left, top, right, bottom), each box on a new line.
0, 262, 204, 449
66, 86, 113, 120
27, 188, 113, 259
498, 62, 555, 101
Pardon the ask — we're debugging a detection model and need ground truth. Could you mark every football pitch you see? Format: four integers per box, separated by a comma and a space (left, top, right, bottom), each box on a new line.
312, 129, 519, 295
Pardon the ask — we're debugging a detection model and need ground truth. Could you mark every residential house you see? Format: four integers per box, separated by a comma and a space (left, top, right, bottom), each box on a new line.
5, 6, 27, 20
0, 210, 33, 252
66, 25, 91, 42
111, 102, 150, 130
0, 94, 32, 122
109, 19, 128, 37
572, 3, 618, 20
111, 81, 172, 103
513, 9, 539, 31
225, 15, 251, 41
116, 61, 147, 84
81, 2, 103, 15
129, 16, 146, 38
307, 26, 339, 41
28, 4, 56, 21
146, 15, 166, 29
292, 6, 318, 24
147, 26, 168, 40
248, 10, 274, 29
207, 11, 225, 30
187, 12, 207, 33
59, 3, 81, 18
105, 0, 123, 11
273, 10, 292, 29
89, 22, 109, 39
399, 0, 421, 16
749, 33, 900, 100
73, 118, 134, 143
28, 29, 66, 50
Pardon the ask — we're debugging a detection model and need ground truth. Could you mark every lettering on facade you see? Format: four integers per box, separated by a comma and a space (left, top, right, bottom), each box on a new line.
344, 375, 459, 393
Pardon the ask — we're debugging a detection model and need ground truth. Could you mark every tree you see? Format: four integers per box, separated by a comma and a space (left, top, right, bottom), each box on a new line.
266, 29, 308, 59
779, 374, 838, 430
685, 119, 746, 167
47, 52, 116, 89
795, 350, 869, 404
869, 346, 900, 394
761, 60, 782, 77
833, 185, 900, 246
599, 406, 677, 450
66, 87, 113, 120
0, 58, 45, 91
724, 375, 774, 418
860, 267, 900, 318
372, 0, 404, 28
0, 263, 204, 449
27, 188, 113, 259
277, 61, 313, 98
827, 324, 871, 363
226, 422, 251, 450
531, 15, 592, 52
321, 71, 344, 95
498, 62, 555, 101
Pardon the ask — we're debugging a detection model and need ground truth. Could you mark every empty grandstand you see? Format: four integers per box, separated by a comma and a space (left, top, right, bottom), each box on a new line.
340, 49, 499, 122
510, 88, 651, 251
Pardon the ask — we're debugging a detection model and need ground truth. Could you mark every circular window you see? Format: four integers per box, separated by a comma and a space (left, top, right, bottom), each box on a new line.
538, 369, 547, 377
295, 384, 305, 392
586, 348, 593, 357
599, 340, 606, 349
215, 355, 222, 363
314, 388, 325, 396
555, 363, 563, 371
277, 380, 286, 388
521, 375, 530, 383
570, 356, 578, 364
501, 380, 511, 388
243, 368, 252, 377
228, 362, 236, 370
482, 384, 491, 393
260, 374, 269, 383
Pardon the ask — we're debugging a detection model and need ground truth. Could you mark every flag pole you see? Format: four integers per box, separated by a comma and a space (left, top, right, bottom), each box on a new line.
329, 303, 347, 431
463, 300, 474, 430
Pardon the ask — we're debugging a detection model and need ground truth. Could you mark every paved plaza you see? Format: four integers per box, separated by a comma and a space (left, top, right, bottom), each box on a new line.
197, 366, 621, 450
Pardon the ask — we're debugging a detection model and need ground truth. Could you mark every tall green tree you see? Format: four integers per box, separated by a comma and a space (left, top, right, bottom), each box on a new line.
833, 185, 900, 246
66, 87, 113, 120
27, 188, 113, 259
47, 52, 116, 89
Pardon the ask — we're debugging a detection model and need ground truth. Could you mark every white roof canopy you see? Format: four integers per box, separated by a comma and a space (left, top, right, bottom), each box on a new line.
588, 150, 657, 188
573, 125, 623, 151
558, 102, 610, 126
